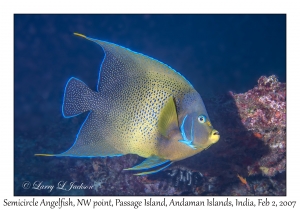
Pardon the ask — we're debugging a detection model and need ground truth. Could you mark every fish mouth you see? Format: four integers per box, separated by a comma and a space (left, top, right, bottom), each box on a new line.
209, 129, 220, 143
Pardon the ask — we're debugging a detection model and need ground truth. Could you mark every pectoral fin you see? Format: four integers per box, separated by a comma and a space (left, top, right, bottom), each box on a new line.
158, 97, 179, 138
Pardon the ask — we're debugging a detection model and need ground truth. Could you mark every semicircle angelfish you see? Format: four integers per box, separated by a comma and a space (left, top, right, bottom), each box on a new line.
35, 33, 220, 176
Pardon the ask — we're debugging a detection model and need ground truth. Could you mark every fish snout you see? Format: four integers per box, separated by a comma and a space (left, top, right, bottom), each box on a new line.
209, 129, 220, 143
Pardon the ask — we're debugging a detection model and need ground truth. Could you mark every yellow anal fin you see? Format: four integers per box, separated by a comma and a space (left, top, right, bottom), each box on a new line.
158, 97, 179, 138
34, 154, 55, 157
73, 33, 86, 39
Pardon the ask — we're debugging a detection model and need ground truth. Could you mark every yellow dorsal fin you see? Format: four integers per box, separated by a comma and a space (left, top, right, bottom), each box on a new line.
158, 97, 179, 138
34, 154, 54, 157
73, 33, 87, 39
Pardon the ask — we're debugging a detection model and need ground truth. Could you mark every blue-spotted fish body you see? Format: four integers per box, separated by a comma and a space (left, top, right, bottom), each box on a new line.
36, 33, 220, 175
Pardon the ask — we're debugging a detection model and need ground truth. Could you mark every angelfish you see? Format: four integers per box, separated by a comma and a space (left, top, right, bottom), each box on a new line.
36, 33, 220, 175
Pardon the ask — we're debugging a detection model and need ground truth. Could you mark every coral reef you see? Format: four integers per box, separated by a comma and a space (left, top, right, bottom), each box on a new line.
202, 75, 285, 195
233, 75, 286, 177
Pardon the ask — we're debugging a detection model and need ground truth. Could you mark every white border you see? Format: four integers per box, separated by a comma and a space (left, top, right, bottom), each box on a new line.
2, 0, 299, 209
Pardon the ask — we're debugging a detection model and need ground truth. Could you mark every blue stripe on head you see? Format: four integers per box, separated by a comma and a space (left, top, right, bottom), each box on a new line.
180, 115, 188, 140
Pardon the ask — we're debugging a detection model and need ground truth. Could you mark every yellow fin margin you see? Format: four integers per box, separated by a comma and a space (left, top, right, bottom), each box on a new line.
73, 33, 86, 39
35, 154, 55, 157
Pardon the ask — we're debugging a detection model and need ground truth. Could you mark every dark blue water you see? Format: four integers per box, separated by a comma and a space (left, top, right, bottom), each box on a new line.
14, 14, 286, 195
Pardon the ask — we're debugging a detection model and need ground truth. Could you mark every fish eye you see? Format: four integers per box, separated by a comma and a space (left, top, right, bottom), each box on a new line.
198, 115, 206, 123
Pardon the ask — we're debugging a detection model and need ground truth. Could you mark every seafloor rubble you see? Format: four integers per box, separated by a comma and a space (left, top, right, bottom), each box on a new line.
15, 75, 286, 195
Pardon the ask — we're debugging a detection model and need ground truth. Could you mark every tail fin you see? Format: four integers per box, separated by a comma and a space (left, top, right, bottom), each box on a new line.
62, 77, 95, 118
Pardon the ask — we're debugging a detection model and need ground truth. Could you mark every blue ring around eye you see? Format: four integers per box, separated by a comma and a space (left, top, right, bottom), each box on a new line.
198, 115, 206, 123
